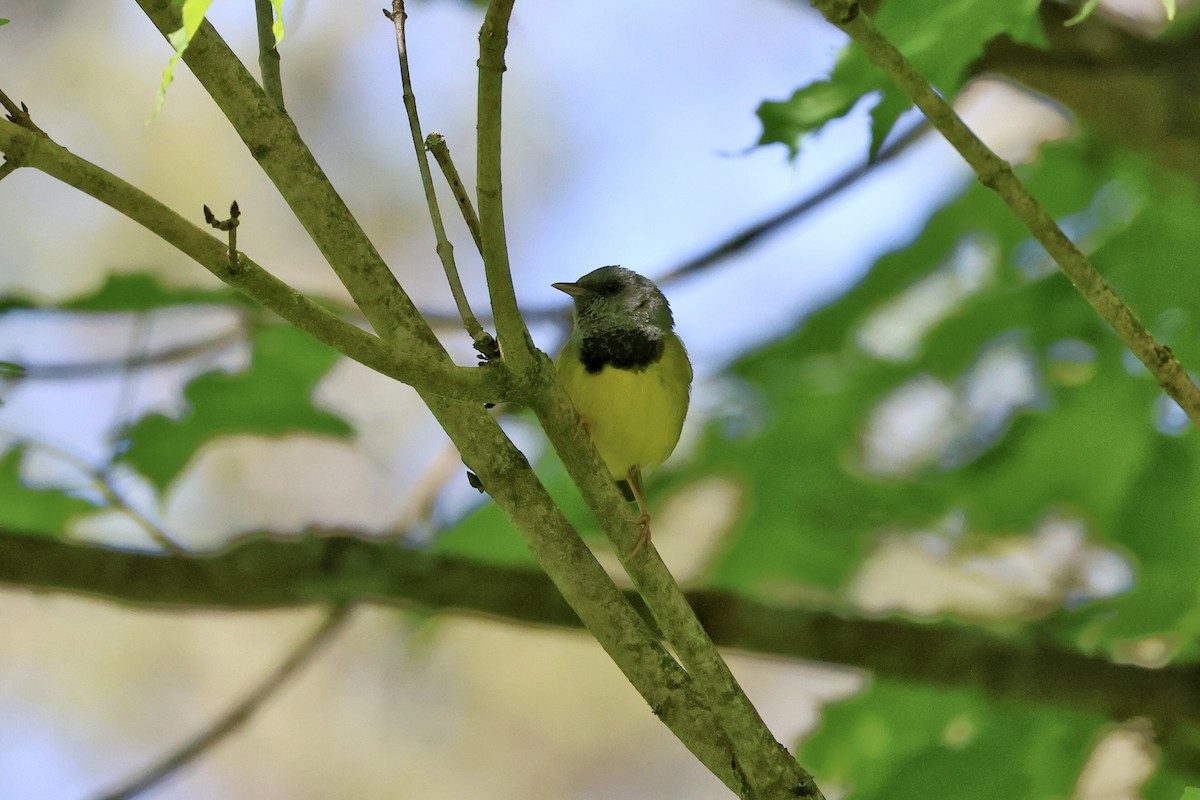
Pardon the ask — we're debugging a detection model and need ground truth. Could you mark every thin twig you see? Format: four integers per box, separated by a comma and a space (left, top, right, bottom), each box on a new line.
419, 117, 932, 329
17, 319, 250, 381
92, 604, 353, 800
0, 88, 45, 136
813, 0, 1200, 427
476, 0, 537, 374
0, 433, 186, 554
203, 200, 240, 273
0, 118, 504, 403
385, 1, 498, 361
254, 0, 286, 110
659, 119, 928, 285
426, 131, 483, 255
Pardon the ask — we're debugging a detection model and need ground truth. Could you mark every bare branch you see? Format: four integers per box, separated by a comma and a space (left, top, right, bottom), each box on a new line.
254, 0, 286, 110
92, 605, 352, 800
0, 119, 504, 404
385, 1, 497, 361
426, 131, 483, 256
811, 0, 1200, 427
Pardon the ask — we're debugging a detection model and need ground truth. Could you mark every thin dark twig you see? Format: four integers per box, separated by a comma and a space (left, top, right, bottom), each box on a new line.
17, 320, 250, 381
0, 88, 45, 136
426, 131, 483, 255
254, 0, 286, 109
0, 433, 187, 554
92, 605, 354, 800
813, 0, 1200, 427
659, 119, 929, 285
385, 1, 498, 361
203, 201, 240, 273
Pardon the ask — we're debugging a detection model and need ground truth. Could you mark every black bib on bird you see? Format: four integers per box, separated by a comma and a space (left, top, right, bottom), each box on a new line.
579, 327, 665, 373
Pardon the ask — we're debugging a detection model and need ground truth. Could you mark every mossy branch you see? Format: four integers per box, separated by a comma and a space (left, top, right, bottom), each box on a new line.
810, 0, 1200, 427
476, 0, 537, 373
8, 526, 1200, 774
0, 119, 499, 403
122, 4, 758, 791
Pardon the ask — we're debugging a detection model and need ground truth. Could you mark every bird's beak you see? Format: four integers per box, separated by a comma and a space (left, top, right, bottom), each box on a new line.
552, 281, 589, 299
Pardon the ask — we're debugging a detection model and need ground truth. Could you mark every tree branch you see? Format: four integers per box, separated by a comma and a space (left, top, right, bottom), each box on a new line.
5, 529, 1200, 741
386, 1, 497, 360
125, 5, 759, 792
0, 119, 503, 404
426, 131, 484, 256
530, 386, 822, 798
476, 0, 537, 374
17, 320, 245, 380
253, 0, 285, 110
413, 397, 753, 797
133, 0, 434, 356
92, 604, 352, 800
811, 0, 1200, 427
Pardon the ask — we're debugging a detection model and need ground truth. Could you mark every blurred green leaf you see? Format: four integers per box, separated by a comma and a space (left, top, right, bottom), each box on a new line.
0, 361, 25, 378
120, 324, 352, 491
0, 446, 98, 537
153, 0, 216, 119
758, 0, 1044, 156
801, 679, 1100, 800
0, 272, 245, 314
434, 441, 606, 566
685, 138, 1112, 593
687, 128, 1200, 658
271, 0, 285, 43
1064, 0, 1101, 26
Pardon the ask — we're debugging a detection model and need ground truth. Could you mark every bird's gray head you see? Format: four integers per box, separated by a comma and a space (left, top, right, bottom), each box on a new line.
552, 266, 674, 334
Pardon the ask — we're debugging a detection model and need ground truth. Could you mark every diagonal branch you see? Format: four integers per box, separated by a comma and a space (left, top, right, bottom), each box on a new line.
92, 604, 352, 800
386, 1, 497, 360
253, 0, 285, 110
0, 119, 501, 404
134, 0, 434, 357
811, 0, 1200, 427
476, 0, 537, 374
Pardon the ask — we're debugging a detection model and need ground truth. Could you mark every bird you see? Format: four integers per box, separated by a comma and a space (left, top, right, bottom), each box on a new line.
552, 266, 692, 554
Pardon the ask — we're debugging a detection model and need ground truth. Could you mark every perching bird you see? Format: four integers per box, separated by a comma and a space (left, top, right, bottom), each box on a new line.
553, 266, 692, 553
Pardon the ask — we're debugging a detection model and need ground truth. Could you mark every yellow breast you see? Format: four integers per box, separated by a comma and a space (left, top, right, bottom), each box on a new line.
556, 335, 692, 479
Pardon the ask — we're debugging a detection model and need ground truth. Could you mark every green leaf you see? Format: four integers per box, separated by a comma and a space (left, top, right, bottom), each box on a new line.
0, 272, 246, 314
153, 0, 217, 119
685, 136, 1113, 594
120, 324, 352, 491
272, 0, 285, 44
0, 446, 98, 537
434, 443, 604, 566
758, 0, 1044, 156
801, 680, 1101, 800
0, 361, 25, 378
1064, 0, 1101, 26
0, 18, 10, 26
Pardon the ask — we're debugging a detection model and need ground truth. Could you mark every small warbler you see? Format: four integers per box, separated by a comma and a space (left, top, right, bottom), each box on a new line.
552, 266, 692, 552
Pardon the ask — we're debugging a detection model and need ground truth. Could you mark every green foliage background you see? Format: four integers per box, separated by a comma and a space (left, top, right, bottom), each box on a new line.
4, 0, 1200, 797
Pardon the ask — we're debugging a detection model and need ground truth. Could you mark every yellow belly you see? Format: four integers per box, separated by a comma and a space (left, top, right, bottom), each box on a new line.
556, 336, 692, 479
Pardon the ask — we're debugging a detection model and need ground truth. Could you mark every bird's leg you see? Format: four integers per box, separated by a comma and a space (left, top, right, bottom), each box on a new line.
625, 466, 652, 556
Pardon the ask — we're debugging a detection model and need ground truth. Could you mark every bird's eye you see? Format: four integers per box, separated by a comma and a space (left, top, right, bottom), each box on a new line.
601, 280, 621, 296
